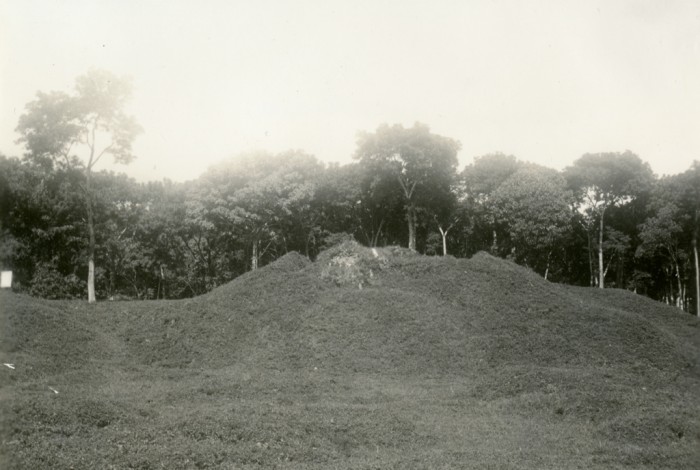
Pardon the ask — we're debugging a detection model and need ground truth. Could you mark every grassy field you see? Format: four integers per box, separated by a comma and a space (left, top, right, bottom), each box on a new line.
1, 244, 699, 469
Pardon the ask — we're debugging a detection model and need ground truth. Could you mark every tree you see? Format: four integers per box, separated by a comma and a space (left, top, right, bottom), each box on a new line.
565, 151, 653, 288
640, 162, 700, 314
431, 176, 461, 256
355, 123, 460, 251
90, 172, 149, 299
461, 153, 521, 255
139, 180, 212, 298
15, 69, 142, 302
434, 209, 459, 256
313, 164, 364, 244
193, 150, 323, 271
0, 154, 87, 294
683, 162, 700, 316
490, 165, 574, 280
637, 203, 689, 309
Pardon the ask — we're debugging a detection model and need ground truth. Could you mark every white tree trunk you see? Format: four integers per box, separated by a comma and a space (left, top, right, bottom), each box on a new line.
675, 261, 684, 310
407, 206, 417, 252
694, 238, 699, 316
251, 240, 259, 271
88, 259, 95, 303
598, 212, 605, 289
85, 167, 97, 303
438, 226, 448, 256
693, 236, 700, 317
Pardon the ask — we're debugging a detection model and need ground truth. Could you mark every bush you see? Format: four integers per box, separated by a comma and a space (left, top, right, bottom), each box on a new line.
29, 262, 86, 299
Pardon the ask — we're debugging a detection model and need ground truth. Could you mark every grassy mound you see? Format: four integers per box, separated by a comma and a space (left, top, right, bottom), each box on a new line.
1, 249, 699, 469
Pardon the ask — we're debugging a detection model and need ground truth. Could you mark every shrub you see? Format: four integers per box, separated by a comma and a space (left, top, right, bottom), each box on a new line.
29, 262, 86, 299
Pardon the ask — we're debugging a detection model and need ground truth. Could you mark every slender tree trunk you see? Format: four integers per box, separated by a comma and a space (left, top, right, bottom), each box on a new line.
693, 208, 700, 316
407, 205, 417, 252
598, 210, 605, 289
669, 276, 675, 306
617, 255, 624, 288
160, 265, 166, 300
674, 261, 684, 310
251, 239, 259, 271
371, 218, 385, 248
587, 230, 595, 287
109, 260, 115, 300
86, 168, 96, 303
85, 118, 100, 304
682, 282, 687, 312
439, 227, 448, 256
693, 235, 699, 316
398, 176, 418, 252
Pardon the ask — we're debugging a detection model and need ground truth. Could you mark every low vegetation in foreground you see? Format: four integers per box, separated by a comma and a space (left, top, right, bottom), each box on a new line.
1, 244, 699, 469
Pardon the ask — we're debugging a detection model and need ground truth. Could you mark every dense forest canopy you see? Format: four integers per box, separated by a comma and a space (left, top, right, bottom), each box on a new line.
0, 72, 698, 316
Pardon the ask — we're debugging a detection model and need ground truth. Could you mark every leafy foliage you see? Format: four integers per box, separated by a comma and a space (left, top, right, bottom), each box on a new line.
14, 69, 142, 302
565, 151, 655, 288
3, 98, 700, 314
354, 123, 460, 251
490, 165, 574, 278
28, 261, 86, 299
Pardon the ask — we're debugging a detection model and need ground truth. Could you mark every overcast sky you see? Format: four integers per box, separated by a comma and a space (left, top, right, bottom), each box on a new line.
1, 0, 699, 182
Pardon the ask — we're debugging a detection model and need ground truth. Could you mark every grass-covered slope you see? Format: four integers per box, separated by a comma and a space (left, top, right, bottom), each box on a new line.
1, 242, 699, 469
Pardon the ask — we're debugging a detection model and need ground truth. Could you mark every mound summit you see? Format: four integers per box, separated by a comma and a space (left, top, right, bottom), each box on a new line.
2, 242, 699, 469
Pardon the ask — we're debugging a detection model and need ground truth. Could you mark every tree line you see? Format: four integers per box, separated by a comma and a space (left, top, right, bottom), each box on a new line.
0, 70, 698, 315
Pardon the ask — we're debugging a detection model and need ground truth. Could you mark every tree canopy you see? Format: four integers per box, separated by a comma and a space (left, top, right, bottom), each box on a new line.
2, 91, 699, 317
14, 69, 142, 302
565, 151, 654, 288
354, 123, 460, 251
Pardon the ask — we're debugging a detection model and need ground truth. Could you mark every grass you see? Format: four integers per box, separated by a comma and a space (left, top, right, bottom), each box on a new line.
1, 243, 699, 468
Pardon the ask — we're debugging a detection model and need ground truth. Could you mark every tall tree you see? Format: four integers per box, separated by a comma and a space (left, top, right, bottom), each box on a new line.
433, 191, 460, 256
665, 161, 700, 314
194, 150, 323, 271
565, 151, 653, 288
490, 165, 574, 280
637, 203, 689, 309
355, 123, 460, 251
0, 154, 87, 294
686, 162, 700, 316
140, 180, 210, 298
461, 153, 521, 255
15, 69, 142, 302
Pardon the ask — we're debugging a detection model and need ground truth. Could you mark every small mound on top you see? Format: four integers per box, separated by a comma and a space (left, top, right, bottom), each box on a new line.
261, 250, 311, 273
316, 240, 409, 287
201, 250, 312, 303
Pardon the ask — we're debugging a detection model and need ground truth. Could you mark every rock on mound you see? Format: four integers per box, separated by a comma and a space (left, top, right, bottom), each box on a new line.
316, 240, 388, 287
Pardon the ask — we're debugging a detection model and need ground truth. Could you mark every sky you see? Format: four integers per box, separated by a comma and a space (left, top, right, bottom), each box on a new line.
1, 0, 699, 182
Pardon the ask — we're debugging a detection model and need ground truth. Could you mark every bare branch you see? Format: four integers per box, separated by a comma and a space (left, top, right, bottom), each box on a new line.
92, 143, 114, 168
